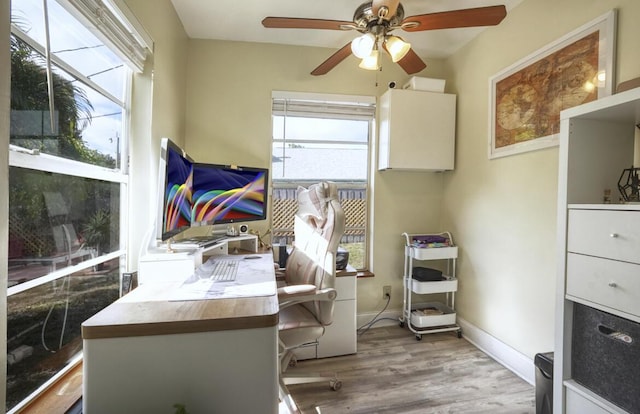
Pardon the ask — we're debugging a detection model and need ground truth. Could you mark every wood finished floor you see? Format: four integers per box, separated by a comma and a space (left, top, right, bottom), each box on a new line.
287, 326, 535, 414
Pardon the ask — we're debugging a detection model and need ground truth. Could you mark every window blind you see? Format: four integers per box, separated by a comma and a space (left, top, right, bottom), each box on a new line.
58, 0, 152, 72
272, 92, 375, 121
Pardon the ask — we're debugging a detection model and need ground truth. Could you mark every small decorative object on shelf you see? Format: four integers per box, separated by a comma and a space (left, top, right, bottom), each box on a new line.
617, 165, 640, 202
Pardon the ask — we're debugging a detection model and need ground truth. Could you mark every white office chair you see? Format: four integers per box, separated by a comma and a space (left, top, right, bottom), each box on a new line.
44, 192, 96, 270
277, 181, 346, 395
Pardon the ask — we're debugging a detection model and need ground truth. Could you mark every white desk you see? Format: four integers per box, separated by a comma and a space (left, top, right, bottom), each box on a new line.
82, 252, 279, 414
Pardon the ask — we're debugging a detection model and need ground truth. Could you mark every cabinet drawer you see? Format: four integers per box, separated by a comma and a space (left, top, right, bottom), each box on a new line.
567, 209, 640, 264
335, 275, 356, 300
565, 384, 621, 414
567, 253, 640, 318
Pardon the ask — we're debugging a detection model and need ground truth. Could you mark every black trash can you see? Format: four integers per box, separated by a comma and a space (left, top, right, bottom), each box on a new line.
534, 352, 554, 414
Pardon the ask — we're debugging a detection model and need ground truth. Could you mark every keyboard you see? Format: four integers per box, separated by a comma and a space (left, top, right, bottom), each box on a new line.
208, 259, 239, 282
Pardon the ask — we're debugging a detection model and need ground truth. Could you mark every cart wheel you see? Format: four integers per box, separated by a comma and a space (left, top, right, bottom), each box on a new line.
330, 379, 342, 391
415, 334, 422, 341
457, 330, 462, 339
399, 321, 405, 328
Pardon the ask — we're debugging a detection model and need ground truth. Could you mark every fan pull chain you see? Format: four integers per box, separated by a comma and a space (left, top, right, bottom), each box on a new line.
375, 64, 383, 88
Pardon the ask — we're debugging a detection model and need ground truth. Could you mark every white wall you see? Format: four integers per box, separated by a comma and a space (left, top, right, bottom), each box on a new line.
443, 0, 640, 359
124, 0, 189, 269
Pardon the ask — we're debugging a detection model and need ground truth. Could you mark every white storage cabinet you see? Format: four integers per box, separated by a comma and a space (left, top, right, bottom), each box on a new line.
378, 88, 456, 171
555, 87, 640, 414
293, 272, 357, 360
400, 232, 461, 340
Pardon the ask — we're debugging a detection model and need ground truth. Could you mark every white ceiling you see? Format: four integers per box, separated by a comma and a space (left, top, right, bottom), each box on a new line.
170, 0, 524, 59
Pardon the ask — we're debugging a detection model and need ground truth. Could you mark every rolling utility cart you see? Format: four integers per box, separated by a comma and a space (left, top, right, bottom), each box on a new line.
400, 232, 461, 340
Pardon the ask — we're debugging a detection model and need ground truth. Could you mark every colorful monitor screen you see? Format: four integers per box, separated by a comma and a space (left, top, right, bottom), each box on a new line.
191, 163, 268, 226
156, 138, 193, 241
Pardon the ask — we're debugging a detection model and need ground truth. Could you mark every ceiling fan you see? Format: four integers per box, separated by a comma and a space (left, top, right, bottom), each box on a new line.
262, 0, 507, 76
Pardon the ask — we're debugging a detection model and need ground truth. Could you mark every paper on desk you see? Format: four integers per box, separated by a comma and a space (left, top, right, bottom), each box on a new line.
168, 276, 275, 301
165, 255, 277, 301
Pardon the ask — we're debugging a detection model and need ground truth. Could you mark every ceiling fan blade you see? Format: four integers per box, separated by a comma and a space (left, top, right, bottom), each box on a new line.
262, 17, 353, 30
395, 48, 427, 74
372, 0, 400, 19
311, 43, 353, 76
402, 5, 507, 32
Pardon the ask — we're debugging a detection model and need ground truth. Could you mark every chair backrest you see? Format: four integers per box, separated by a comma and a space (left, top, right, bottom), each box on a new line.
44, 192, 82, 254
284, 182, 345, 324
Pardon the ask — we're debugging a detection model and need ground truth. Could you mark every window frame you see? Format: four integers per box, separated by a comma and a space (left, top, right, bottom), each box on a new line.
270, 91, 375, 271
7, 34, 130, 297
5, 0, 149, 410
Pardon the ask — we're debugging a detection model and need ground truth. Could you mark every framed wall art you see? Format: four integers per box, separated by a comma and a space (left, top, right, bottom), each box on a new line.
489, 10, 616, 159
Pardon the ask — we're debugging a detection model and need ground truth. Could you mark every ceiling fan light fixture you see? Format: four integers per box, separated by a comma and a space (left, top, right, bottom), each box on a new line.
351, 33, 376, 59
385, 35, 411, 62
263, 2, 507, 76
359, 49, 380, 71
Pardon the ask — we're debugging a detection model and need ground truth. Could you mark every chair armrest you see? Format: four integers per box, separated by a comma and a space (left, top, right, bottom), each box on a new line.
278, 286, 337, 309
277, 284, 316, 300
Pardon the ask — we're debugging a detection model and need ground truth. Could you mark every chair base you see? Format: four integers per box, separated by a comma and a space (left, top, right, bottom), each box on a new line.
278, 347, 342, 413
280, 347, 341, 390
282, 372, 342, 390
279, 380, 301, 414
279, 372, 341, 414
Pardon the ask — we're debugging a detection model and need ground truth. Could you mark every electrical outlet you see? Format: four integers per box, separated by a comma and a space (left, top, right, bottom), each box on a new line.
382, 285, 391, 299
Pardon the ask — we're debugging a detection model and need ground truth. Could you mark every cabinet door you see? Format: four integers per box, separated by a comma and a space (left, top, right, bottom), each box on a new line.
378, 89, 456, 171
566, 388, 616, 414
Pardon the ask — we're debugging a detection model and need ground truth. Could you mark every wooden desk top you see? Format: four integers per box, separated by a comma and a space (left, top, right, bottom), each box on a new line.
82, 253, 278, 340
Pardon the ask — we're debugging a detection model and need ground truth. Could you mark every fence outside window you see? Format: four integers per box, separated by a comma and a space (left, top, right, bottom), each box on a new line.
271, 182, 367, 270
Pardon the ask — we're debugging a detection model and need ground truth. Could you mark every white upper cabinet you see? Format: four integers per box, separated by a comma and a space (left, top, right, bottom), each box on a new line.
378, 89, 456, 171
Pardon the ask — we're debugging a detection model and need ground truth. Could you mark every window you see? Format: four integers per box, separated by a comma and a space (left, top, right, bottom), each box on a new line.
6, 0, 149, 411
271, 92, 375, 270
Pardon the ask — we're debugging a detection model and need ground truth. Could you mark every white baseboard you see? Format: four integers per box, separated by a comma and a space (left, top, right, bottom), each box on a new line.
356, 310, 402, 331
355, 311, 535, 385
457, 317, 535, 385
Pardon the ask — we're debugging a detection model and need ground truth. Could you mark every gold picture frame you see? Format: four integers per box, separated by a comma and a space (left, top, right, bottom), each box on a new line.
489, 10, 616, 159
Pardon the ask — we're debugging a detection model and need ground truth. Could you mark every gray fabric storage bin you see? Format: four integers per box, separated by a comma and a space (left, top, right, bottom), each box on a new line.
572, 303, 640, 413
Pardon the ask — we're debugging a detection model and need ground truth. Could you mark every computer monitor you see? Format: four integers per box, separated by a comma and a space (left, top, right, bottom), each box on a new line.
156, 138, 193, 241
191, 163, 268, 227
